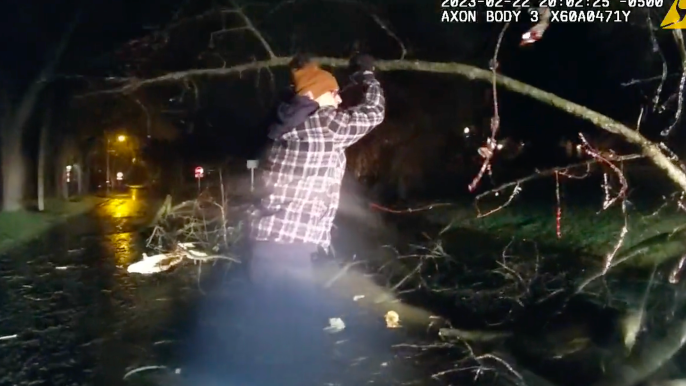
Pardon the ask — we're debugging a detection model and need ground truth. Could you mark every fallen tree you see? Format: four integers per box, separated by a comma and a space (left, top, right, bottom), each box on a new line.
80, 56, 686, 189
76, 5, 686, 194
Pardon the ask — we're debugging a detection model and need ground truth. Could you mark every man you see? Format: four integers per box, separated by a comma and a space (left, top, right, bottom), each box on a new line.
248, 54, 383, 279
249, 53, 382, 253
237, 54, 385, 384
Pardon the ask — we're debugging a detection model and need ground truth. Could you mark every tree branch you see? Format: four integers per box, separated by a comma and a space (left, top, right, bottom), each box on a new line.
10, 12, 80, 137
207, 2, 276, 58
75, 56, 686, 192
591, 313, 686, 386
661, 28, 686, 136
475, 154, 645, 201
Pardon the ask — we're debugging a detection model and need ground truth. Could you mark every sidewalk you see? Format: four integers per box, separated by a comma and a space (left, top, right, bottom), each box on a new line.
0, 196, 106, 254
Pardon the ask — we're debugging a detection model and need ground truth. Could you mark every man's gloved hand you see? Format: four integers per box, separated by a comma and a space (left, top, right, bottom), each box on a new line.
289, 53, 313, 70
349, 53, 375, 72
348, 53, 375, 84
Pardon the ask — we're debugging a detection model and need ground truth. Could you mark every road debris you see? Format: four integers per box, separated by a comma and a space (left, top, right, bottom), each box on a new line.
127, 252, 183, 274
122, 365, 168, 379
385, 311, 401, 328
324, 317, 346, 333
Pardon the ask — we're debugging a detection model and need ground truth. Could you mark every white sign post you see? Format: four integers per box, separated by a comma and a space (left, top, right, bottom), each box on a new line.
64, 165, 72, 200
246, 160, 258, 192
195, 166, 204, 192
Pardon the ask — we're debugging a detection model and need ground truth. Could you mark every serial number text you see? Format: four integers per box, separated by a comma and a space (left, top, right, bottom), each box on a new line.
530, 9, 631, 22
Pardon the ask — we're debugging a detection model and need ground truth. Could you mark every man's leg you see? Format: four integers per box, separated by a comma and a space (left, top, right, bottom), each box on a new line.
232, 240, 331, 384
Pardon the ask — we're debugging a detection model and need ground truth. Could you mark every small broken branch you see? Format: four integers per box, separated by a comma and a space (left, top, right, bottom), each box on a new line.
662, 29, 686, 136
475, 154, 644, 200
227, 1, 276, 59
646, 12, 668, 111
468, 23, 509, 192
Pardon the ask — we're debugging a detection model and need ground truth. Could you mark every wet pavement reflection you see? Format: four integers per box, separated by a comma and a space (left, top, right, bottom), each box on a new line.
96, 193, 151, 266
0, 189, 192, 386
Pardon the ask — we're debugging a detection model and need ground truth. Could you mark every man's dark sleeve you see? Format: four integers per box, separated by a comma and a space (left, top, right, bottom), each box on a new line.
328, 73, 385, 148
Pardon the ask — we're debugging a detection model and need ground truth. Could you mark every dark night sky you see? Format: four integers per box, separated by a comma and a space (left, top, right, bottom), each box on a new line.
1, 0, 178, 79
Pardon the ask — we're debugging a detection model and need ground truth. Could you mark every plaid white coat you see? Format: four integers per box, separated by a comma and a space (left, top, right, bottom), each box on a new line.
250, 75, 385, 249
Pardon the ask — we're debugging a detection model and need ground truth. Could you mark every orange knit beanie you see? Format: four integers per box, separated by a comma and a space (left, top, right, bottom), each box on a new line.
291, 63, 339, 100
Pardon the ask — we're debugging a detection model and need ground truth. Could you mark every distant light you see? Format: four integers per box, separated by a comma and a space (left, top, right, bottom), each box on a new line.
117, 135, 126, 142
116, 172, 123, 180
497, 143, 504, 150
66, 165, 72, 171
463, 127, 470, 134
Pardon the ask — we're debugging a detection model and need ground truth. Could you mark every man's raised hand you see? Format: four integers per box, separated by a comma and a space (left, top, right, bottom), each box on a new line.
348, 53, 375, 84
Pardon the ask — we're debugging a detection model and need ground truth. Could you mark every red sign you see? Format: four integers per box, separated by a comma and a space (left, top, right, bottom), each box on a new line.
194, 166, 204, 179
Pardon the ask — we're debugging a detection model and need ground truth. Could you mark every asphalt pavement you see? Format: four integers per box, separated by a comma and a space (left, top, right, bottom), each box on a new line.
0, 192, 440, 386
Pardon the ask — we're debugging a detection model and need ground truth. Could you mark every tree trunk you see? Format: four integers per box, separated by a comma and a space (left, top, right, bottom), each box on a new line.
83, 162, 90, 194
63, 174, 69, 201
55, 139, 71, 200
75, 163, 83, 195
0, 93, 19, 211
37, 93, 52, 211
2, 137, 25, 212
1, 14, 79, 212
55, 160, 65, 200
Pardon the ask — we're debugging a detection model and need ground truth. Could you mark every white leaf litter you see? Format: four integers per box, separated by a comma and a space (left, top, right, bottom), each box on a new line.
324, 318, 346, 333
127, 253, 182, 274
127, 242, 207, 274
385, 311, 401, 328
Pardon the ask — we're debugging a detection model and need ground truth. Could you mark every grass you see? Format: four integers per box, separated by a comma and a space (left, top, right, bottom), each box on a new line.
442, 200, 686, 253
0, 196, 105, 253
422, 170, 686, 268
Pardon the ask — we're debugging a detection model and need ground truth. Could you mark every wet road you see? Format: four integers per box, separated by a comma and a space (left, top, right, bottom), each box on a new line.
0, 192, 438, 386
0, 193, 194, 386
8, 190, 675, 386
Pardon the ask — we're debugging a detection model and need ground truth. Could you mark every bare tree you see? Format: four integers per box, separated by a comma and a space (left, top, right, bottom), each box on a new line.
2, 14, 79, 211
37, 90, 54, 211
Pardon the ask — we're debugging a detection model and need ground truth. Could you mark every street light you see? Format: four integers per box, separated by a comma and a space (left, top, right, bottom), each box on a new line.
106, 133, 127, 195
